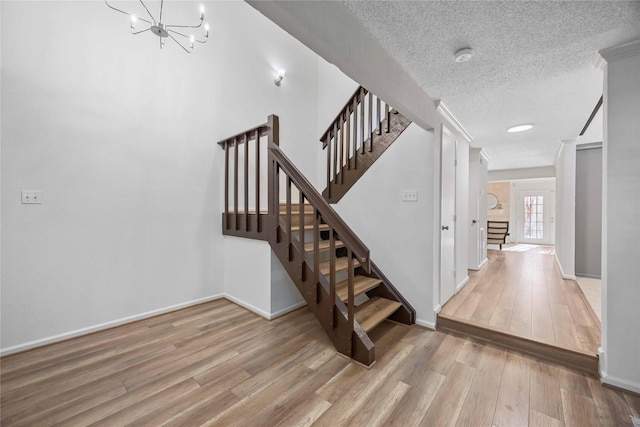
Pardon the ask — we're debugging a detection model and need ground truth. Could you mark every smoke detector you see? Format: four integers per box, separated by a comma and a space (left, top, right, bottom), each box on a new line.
455, 48, 473, 62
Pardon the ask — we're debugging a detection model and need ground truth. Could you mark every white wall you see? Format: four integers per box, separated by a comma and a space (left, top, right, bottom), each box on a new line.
554, 141, 576, 279
599, 40, 640, 394
331, 124, 436, 327
0, 0, 317, 354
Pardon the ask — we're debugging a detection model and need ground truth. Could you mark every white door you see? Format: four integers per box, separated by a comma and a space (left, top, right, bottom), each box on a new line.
440, 127, 456, 305
517, 191, 551, 244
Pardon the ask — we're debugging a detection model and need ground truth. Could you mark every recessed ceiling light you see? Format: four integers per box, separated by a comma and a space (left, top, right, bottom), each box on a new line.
454, 48, 473, 62
507, 124, 534, 133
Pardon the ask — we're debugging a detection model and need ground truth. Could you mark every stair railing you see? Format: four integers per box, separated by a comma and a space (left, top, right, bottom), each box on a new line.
217, 118, 274, 239
266, 116, 371, 342
319, 86, 392, 198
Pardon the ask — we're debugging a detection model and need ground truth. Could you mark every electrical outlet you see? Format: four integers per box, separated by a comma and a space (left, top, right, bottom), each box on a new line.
402, 190, 418, 202
21, 190, 42, 204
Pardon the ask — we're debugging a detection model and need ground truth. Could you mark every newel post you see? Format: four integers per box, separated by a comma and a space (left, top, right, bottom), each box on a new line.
267, 115, 280, 245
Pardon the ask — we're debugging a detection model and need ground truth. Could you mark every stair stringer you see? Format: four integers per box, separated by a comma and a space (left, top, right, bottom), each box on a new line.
323, 112, 412, 204
268, 221, 376, 366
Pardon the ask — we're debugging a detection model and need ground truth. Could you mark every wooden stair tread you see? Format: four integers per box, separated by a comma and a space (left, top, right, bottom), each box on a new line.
319, 257, 360, 275
290, 224, 330, 232
335, 276, 382, 301
304, 240, 345, 252
355, 297, 402, 333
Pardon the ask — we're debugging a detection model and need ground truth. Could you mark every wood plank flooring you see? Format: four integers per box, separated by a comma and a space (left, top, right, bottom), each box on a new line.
2, 298, 638, 426
440, 245, 600, 355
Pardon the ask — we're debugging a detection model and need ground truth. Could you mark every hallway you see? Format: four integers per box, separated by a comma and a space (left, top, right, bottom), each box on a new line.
440, 245, 600, 358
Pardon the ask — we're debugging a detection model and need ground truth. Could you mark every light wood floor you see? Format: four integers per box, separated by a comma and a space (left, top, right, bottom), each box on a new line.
441, 245, 600, 355
2, 299, 638, 426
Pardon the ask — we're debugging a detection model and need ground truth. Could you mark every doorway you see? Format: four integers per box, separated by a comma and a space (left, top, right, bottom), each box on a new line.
440, 126, 456, 305
517, 190, 552, 245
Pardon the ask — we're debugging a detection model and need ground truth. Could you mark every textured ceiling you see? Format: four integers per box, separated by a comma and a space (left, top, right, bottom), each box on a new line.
253, 1, 640, 171
340, 1, 640, 170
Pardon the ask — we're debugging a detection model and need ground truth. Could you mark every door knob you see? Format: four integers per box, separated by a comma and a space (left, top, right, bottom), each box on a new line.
442, 225, 449, 230
472, 219, 477, 224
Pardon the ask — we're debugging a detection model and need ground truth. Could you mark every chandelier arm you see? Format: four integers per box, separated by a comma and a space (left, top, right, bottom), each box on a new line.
167, 33, 192, 53
138, 0, 156, 23
167, 28, 208, 44
132, 27, 151, 36
165, 20, 203, 30
159, 0, 164, 23
104, 0, 152, 24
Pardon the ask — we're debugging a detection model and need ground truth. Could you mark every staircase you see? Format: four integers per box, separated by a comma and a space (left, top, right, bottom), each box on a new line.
320, 86, 412, 204
218, 115, 414, 366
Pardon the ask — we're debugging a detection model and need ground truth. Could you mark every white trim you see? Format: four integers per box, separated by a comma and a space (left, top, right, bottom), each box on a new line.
435, 100, 473, 143
600, 371, 640, 395
555, 253, 577, 280
223, 293, 272, 320
478, 258, 488, 269
599, 40, 640, 64
416, 318, 436, 330
0, 294, 225, 357
434, 304, 442, 314
455, 276, 470, 293
268, 301, 307, 320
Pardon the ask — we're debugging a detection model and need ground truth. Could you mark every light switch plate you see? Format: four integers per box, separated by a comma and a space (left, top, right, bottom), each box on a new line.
21, 190, 42, 204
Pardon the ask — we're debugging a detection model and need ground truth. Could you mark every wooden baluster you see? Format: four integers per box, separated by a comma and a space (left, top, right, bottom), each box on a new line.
244, 132, 249, 231
329, 228, 336, 328
368, 92, 373, 152
234, 137, 239, 230
360, 88, 365, 154
224, 141, 229, 230
255, 128, 261, 233
299, 192, 305, 280
346, 109, 351, 170
333, 120, 338, 184
313, 208, 320, 303
352, 97, 358, 168
337, 119, 342, 185
286, 176, 292, 258
272, 162, 280, 242
376, 96, 381, 135
385, 103, 390, 133
326, 135, 332, 198
348, 248, 354, 336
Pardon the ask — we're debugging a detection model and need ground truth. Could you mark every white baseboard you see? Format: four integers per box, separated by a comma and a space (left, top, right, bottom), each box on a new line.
600, 371, 640, 394
555, 253, 576, 280
223, 293, 272, 320
456, 276, 470, 293
479, 258, 488, 269
0, 294, 225, 357
416, 318, 436, 330
268, 301, 307, 320
434, 304, 442, 315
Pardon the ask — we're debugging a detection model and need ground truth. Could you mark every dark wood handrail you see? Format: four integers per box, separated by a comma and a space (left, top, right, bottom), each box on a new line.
268, 142, 370, 269
319, 86, 366, 145
217, 124, 269, 148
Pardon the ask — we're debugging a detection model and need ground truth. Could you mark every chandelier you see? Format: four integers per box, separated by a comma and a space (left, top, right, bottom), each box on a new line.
105, 0, 209, 53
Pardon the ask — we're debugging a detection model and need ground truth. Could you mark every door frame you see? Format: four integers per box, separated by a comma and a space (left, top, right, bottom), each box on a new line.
517, 190, 552, 244
440, 126, 456, 306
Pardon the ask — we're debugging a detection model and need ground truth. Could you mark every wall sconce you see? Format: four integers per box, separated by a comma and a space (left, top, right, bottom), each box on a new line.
274, 68, 286, 86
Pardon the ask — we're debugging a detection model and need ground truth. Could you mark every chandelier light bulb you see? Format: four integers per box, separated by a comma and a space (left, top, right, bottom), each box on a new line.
190, 35, 195, 50
205, 23, 210, 37
130, 14, 137, 30
200, 5, 205, 20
